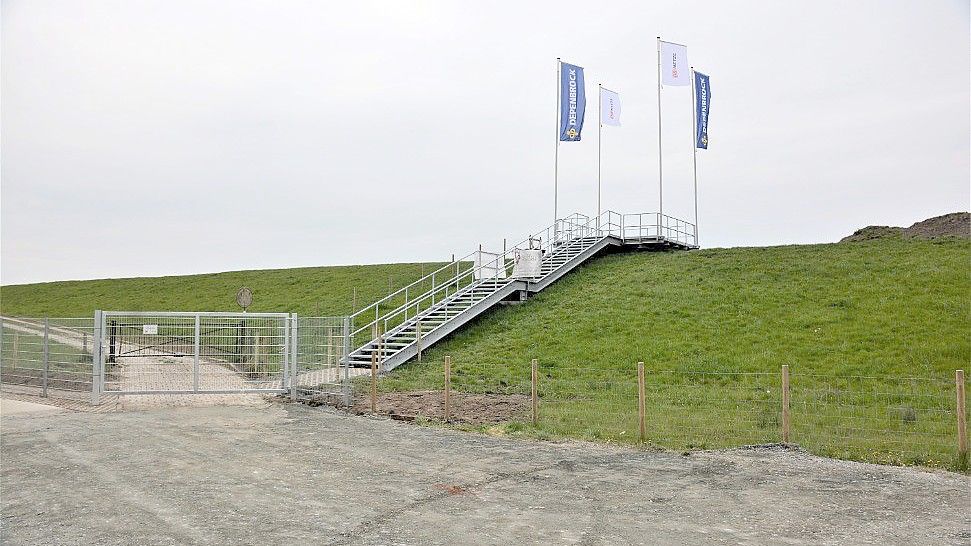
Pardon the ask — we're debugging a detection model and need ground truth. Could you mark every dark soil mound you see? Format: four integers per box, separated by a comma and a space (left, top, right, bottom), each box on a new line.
840, 225, 903, 243
840, 212, 969, 242
904, 212, 970, 239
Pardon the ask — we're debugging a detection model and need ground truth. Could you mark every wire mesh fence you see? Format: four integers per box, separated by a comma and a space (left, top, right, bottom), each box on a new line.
643, 370, 782, 449
0, 317, 95, 400
295, 316, 354, 404
1, 313, 359, 401
791, 373, 961, 467
537, 364, 641, 442
359, 356, 969, 471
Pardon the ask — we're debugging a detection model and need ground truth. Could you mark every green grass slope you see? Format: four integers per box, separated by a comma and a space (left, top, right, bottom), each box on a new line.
2, 237, 968, 467
0, 262, 442, 317
378, 237, 970, 468
394, 237, 969, 380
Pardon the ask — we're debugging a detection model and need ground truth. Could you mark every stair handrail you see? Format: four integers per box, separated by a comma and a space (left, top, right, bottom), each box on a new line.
347, 210, 694, 347
352, 211, 620, 343
348, 216, 567, 340
372, 215, 611, 341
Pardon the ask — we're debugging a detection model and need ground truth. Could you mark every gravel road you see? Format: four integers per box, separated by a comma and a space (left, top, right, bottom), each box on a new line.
1, 402, 968, 545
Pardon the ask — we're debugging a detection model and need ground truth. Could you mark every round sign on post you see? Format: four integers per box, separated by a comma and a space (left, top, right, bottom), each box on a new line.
236, 287, 253, 312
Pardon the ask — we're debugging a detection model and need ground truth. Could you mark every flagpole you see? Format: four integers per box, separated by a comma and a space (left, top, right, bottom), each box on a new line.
656, 37, 663, 222
690, 67, 699, 247
597, 83, 602, 233
554, 58, 561, 239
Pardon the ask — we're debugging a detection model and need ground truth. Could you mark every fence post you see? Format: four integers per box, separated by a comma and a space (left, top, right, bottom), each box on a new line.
193, 314, 201, 392
42, 318, 50, 397
957, 369, 967, 461
12, 331, 19, 368
290, 314, 298, 402
91, 310, 103, 405
637, 362, 646, 442
444, 355, 451, 422
531, 358, 538, 426
782, 365, 791, 444
342, 316, 351, 405
282, 316, 290, 392
370, 339, 379, 413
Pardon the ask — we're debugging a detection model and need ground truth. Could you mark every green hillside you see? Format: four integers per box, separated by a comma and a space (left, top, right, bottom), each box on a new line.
392, 237, 970, 380
0, 262, 442, 317
4, 238, 967, 376
374, 237, 970, 469
2, 237, 968, 468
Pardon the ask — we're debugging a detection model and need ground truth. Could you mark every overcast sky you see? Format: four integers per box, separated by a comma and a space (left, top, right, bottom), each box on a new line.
2, 1, 968, 285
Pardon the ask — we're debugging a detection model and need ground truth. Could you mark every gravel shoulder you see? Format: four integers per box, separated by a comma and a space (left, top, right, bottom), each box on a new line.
1, 403, 968, 545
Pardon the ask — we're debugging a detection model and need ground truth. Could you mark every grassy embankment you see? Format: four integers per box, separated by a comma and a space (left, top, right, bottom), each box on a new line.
3, 238, 968, 468
376, 237, 970, 469
0, 262, 443, 317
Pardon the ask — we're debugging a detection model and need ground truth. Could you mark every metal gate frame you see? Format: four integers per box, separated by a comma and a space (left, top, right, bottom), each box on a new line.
93, 311, 295, 399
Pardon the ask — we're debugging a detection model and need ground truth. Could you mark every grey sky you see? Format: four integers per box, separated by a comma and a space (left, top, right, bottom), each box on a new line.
2, 1, 968, 285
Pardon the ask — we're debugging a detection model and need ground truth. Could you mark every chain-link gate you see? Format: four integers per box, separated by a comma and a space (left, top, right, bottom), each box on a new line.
95, 311, 294, 396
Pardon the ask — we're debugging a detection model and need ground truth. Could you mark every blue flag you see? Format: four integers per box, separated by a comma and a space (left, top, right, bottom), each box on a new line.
559, 62, 586, 141
694, 71, 711, 149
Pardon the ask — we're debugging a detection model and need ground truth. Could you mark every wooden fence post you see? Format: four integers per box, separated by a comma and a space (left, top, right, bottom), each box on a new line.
637, 362, 646, 442
444, 355, 451, 421
957, 369, 967, 461
782, 364, 791, 444
531, 359, 538, 426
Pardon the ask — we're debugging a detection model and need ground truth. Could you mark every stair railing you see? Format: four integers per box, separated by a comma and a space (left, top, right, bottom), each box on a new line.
348, 212, 617, 351
347, 210, 695, 356
348, 217, 565, 345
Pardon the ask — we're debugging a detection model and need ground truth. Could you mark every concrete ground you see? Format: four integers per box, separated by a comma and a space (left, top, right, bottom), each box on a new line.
1, 401, 968, 545
0, 398, 66, 417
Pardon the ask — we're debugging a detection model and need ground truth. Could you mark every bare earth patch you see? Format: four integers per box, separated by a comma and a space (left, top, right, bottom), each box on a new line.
305, 390, 530, 425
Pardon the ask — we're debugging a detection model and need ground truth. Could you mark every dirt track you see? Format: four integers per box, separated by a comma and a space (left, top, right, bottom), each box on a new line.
1, 402, 968, 545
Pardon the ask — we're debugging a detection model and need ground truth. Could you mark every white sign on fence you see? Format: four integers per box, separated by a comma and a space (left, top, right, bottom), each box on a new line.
142, 324, 158, 335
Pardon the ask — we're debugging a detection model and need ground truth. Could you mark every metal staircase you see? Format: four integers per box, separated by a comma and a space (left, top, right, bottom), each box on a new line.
345, 211, 697, 372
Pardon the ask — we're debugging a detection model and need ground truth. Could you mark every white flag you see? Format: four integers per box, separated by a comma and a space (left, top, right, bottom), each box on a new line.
660, 41, 689, 86
600, 88, 621, 126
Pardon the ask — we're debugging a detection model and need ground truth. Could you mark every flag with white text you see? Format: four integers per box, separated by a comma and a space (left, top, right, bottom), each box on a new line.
559, 62, 586, 141
600, 88, 621, 127
694, 71, 711, 148
660, 41, 689, 86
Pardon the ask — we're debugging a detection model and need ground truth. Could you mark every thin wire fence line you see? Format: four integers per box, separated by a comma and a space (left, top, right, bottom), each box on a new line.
361, 357, 968, 471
